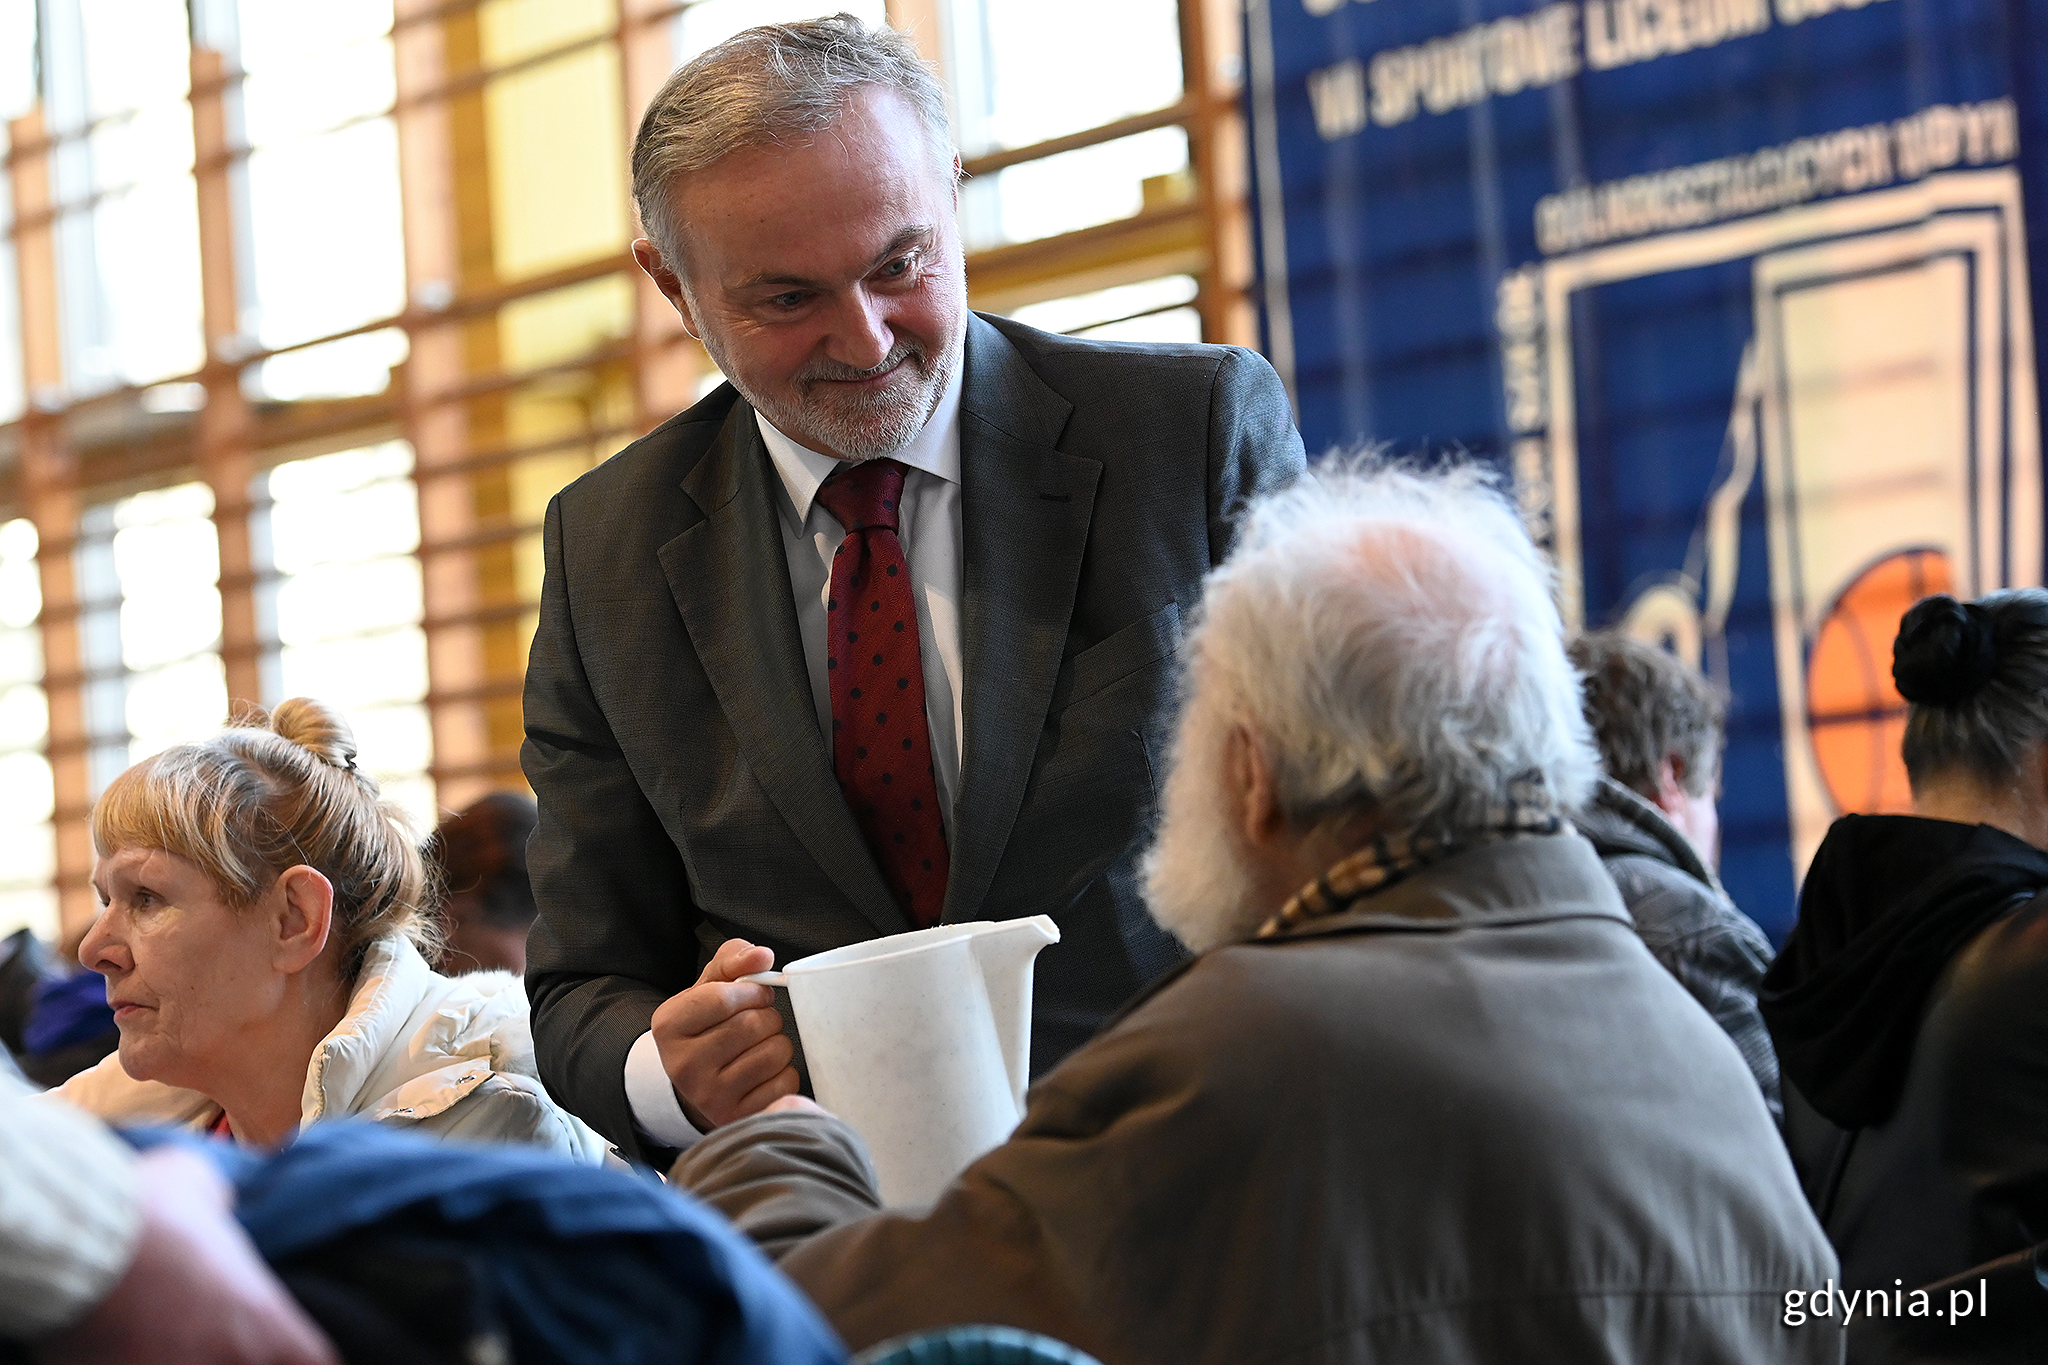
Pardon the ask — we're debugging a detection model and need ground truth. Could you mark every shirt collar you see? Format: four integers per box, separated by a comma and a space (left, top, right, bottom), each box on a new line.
757, 358, 964, 527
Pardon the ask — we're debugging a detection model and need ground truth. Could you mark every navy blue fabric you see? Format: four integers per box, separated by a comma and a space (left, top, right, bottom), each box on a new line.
1245, 1, 2048, 947
203, 1122, 845, 1365
23, 969, 113, 1055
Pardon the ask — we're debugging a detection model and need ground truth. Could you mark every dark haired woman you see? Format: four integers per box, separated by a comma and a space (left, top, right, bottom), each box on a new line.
1762, 591, 2048, 1355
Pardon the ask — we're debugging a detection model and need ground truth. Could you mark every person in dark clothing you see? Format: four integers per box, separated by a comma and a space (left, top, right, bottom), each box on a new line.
430, 794, 540, 977
1761, 590, 2048, 1361
1569, 631, 1781, 1121
0, 928, 117, 1088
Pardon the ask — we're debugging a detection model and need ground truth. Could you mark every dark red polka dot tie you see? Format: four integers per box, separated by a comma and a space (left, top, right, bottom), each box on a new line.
815, 458, 949, 928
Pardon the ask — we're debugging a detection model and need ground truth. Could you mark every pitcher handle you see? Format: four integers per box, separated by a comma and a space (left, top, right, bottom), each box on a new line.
738, 971, 789, 987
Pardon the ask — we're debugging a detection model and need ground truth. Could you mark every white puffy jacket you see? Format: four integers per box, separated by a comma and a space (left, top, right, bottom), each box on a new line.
55, 934, 605, 1162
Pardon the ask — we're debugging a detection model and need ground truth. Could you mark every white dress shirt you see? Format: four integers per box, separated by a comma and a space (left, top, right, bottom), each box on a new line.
626, 368, 967, 1148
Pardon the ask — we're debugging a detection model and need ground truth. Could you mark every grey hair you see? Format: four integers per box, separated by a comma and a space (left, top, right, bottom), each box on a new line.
1182, 455, 1600, 841
631, 13, 953, 270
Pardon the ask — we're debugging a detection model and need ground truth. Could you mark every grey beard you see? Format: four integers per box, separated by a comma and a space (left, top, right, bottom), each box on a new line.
779, 341, 955, 462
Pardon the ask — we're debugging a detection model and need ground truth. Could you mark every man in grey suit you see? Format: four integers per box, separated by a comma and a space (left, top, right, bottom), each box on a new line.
522, 15, 1304, 1162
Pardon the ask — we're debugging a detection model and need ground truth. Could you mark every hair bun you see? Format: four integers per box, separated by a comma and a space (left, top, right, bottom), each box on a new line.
1892, 595, 2000, 707
269, 697, 360, 773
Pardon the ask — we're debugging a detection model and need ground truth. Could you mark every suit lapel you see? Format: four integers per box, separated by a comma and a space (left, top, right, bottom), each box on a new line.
657, 405, 908, 937
945, 316, 1101, 924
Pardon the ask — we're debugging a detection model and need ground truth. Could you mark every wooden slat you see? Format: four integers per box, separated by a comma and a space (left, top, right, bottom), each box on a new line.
7, 107, 94, 939
965, 202, 1206, 315
1186, 0, 1256, 346
190, 48, 264, 709
619, 0, 706, 432
394, 0, 492, 813
959, 99, 1202, 180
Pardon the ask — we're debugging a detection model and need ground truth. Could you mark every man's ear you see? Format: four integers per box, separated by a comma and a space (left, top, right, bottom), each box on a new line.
1226, 722, 1287, 851
272, 866, 335, 977
1651, 754, 1690, 821
631, 238, 700, 339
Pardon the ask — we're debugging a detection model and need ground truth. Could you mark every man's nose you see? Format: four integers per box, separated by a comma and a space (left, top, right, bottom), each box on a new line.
826, 290, 895, 372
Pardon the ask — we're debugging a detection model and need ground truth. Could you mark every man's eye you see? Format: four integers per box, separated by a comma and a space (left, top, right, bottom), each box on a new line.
770, 292, 808, 309
879, 255, 916, 280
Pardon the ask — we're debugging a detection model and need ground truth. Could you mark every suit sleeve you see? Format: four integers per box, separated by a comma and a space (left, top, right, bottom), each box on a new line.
1204, 346, 1307, 566
522, 493, 702, 1164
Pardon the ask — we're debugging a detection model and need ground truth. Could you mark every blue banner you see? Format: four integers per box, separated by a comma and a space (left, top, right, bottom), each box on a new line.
1245, 0, 2048, 939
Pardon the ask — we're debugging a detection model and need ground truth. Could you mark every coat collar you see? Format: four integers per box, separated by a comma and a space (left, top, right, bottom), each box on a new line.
1261, 830, 1633, 943
53, 935, 527, 1137
1573, 776, 1724, 895
1097, 833, 1635, 1035
1089, 834, 1631, 1040
304, 934, 510, 1125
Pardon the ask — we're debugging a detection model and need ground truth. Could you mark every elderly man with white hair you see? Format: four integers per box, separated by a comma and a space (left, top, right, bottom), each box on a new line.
671, 461, 1841, 1364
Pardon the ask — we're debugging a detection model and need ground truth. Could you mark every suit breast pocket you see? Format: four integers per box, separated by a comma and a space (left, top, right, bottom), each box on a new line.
1024, 603, 1182, 812
1049, 602, 1182, 716
991, 609, 1182, 919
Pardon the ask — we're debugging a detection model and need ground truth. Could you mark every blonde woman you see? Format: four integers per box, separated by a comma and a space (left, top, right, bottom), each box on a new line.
54, 699, 602, 1161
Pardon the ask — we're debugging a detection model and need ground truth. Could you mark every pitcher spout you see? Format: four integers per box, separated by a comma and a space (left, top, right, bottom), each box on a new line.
968, 916, 1060, 1109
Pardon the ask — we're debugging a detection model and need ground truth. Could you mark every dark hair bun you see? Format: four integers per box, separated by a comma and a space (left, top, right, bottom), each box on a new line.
1893, 595, 2000, 706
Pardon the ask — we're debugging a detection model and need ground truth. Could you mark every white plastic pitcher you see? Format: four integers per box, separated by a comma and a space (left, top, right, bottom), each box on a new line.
743, 916, 1059, 1208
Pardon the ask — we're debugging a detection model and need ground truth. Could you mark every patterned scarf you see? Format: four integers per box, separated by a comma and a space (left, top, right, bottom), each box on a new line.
1257, 770, 1565, 938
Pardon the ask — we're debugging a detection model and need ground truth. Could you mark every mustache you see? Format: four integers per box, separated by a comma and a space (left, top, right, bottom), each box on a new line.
796, 341, 923, 385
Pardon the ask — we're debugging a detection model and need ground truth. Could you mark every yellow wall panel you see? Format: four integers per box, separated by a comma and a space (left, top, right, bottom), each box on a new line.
483, 46, 629, 279
480, 0, 618, 70
498, 273, 635, 372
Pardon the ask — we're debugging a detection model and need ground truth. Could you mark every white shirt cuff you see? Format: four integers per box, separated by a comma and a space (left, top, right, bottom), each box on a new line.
624, 1030, 704, 1151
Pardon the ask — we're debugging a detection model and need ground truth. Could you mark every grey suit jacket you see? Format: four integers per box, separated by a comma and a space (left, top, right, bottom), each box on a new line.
522, 313, 1305, 1160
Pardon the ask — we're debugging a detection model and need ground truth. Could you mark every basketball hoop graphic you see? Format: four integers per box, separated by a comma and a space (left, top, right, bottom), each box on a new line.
1515, 166, 2040, 896
1805, 548, 1952, 818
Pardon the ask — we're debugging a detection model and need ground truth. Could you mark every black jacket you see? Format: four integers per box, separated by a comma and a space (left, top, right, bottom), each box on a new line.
1763, 816, 2048, 1357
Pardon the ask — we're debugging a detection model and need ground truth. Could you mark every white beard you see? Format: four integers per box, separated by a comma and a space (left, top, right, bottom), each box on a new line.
1142, 696, 1267, 954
